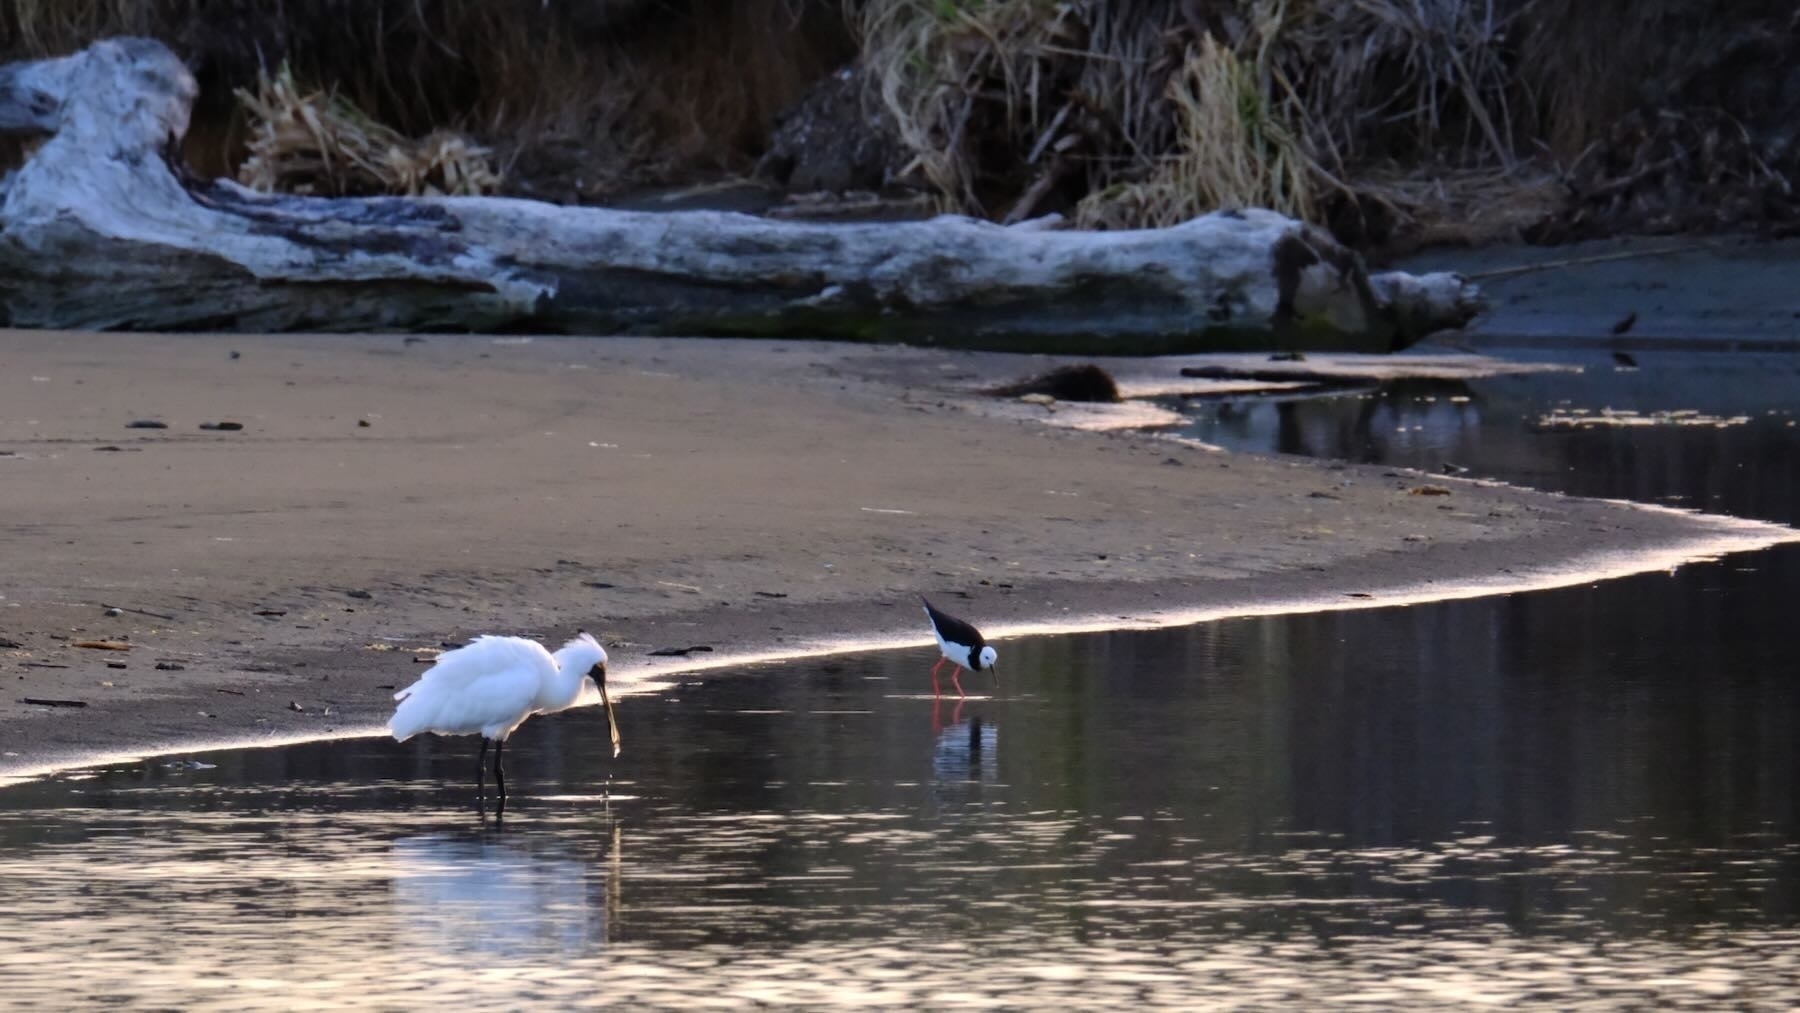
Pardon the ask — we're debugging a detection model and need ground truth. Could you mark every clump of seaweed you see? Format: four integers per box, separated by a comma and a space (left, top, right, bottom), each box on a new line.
990, 364, 1121, 403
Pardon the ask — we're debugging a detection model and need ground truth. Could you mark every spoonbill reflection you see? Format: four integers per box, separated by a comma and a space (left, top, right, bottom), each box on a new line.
389, 830, 619, 957
390, 631, 620, 815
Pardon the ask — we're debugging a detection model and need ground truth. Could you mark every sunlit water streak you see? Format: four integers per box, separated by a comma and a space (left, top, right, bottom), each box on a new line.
3, 346, 1799, 1007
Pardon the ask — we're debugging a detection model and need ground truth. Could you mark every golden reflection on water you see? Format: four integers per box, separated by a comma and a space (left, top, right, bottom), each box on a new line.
0, 794, 1794, 1009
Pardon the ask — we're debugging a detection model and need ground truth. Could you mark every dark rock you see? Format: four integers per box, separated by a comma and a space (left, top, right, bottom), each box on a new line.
755, 65, 903, 195
198, 421, 244, 431
990, 364, 1121, 403
125, 420, 168, 429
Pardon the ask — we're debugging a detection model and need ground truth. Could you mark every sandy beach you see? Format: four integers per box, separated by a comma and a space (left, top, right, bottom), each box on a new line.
1, 329, 1792, 776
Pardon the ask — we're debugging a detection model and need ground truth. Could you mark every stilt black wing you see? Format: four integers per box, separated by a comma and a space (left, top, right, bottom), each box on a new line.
920, 595, 986, 653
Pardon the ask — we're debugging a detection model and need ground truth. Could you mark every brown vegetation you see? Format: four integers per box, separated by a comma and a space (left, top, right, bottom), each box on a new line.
4, 1, 1796, 249
855, 0, 1800, 247
236, 64, 500, 197
0, 0, 852, 193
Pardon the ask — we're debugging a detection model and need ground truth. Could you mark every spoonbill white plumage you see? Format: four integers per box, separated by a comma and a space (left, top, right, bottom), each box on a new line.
389, 630, 620, 814
920, 595, 998, 698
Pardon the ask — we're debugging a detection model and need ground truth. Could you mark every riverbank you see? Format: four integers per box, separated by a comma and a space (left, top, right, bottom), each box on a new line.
1, 329, 1792, 778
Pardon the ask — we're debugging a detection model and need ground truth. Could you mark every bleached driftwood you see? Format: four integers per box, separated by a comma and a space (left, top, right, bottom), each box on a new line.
0, 38, 1482, 352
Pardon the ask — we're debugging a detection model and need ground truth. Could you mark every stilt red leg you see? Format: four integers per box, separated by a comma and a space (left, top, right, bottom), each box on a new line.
930, 656, 946, 697
951, 666, 966, 698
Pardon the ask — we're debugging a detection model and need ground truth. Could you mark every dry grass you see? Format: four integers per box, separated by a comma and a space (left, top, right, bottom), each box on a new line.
2, 0, 852, 190
1349, 164, 1567, 250
856, 0, 1059, 213
235, 64, 500, 197
856, 0, 1548, 239
1278, 0, 1523, 168
1074, 30, 1333, 229
855, 0, 1189, 218
7, 1, 1785, 242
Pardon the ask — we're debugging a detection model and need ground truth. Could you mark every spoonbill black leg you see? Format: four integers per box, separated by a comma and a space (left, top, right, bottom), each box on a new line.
493, 739, 508, 816
476, 739, 489, 801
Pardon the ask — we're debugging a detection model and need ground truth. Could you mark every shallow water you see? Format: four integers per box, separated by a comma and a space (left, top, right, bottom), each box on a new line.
3, 347, 1799, 1008
1168, 348, 1800, 521
4, 599, 1797, 1008
1166, 349, 1800, 521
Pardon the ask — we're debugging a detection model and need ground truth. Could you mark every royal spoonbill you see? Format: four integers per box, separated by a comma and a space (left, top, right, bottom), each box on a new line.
389, 630, 619, 814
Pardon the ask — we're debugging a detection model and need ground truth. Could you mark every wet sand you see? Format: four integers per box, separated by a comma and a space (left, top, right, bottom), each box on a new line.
1, 329, 1792, 775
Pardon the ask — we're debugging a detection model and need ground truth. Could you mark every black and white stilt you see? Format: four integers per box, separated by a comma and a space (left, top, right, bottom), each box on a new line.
920, 595, 998, 698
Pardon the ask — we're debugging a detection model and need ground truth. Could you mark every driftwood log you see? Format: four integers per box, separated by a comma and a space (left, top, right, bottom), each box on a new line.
0, 38, 1482, 352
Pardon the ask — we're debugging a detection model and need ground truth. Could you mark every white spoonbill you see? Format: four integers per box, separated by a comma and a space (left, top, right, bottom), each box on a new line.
920, 595, 998, 698
389, 630, 620, 814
